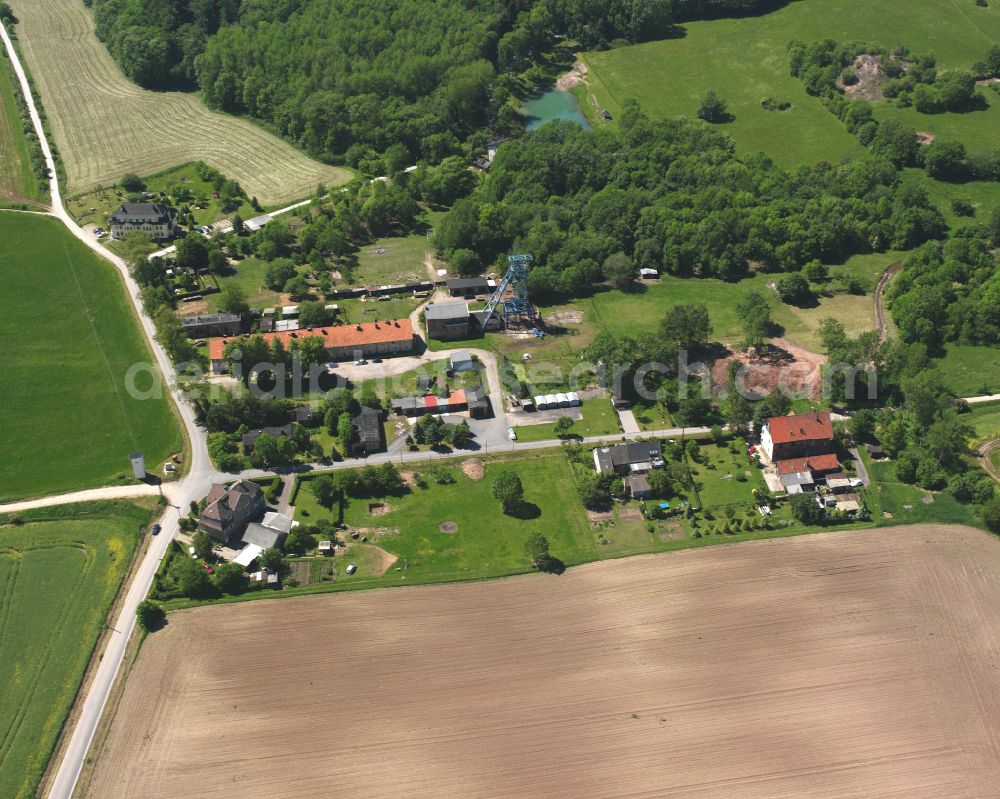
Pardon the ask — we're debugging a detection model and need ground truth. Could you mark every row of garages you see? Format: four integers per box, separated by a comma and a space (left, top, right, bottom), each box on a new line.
531, 392, 582, 410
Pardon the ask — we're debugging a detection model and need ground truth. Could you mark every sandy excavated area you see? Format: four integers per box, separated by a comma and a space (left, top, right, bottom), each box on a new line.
84, 525, 1000, 799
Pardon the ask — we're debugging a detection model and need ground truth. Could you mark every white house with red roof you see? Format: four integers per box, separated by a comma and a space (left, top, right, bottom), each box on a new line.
761, 412, 834, 462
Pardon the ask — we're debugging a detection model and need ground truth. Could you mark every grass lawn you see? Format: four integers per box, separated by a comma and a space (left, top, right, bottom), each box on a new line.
296, 453, 599, 583
514, 398, 620, 441
204, 257, 284, 312
0, 214, 181, 501
909, 169, 1000, 228
687, 442, 767, 509
967, 401, 1000, 440
864, 455, 978, 526
0, 500, 152, 799
876, 94, 1000, 158
0, 54, 44, 206
935, 344, 1000, 397
335, 226, 444, 289
66, 161, 258, 230
581, 0, 1000, 166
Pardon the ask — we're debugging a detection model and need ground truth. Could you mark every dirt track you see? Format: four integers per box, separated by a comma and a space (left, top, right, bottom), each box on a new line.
83, 525, 1000, 799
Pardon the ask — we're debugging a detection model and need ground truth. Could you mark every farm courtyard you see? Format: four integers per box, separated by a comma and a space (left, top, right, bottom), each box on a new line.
83, 524, 1000, 799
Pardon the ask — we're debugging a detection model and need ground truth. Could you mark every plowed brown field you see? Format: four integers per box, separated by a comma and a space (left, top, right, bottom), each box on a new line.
83, 525, 1000, 799
8, 0, 350, 205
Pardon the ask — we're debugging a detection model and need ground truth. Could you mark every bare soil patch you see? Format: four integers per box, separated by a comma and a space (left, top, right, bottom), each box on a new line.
84, 524, 1000, 799
586, 507, 614, 523
367, 502, 390, 517
461, 458, 484, 481
839, 53, 886, 101
710, 337, 827, 401
543, 310, 583, 326
618, 507, 643, 522
438, 521, 458, 534
176, 300, 209, 317
556, 59, 588, 91
916, 130, 937, 145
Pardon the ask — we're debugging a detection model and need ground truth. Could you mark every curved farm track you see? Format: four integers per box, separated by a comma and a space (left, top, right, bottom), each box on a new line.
980, 439, 1000, 485
8, 0, 351, 205
874, 261, 902, 343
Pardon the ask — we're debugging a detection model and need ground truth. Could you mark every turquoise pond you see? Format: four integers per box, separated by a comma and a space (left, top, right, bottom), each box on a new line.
521, 88, 591, 131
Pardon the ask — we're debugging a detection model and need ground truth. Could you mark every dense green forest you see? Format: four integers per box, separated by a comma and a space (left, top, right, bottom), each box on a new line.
436, 101, 945, 299
89, 0, 794, 161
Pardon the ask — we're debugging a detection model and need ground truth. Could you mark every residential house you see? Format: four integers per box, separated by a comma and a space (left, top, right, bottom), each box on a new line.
350, 406, 385, 456
181, 313, 242, 339
761, 412, 834, 462
109, 202, 176, 240
625, 473, 653, 499
208, 319, 414, 374
288, 406, 318, 427
199, 479, 266, 543
593, 442, 665, 476
242, 424, 294, 453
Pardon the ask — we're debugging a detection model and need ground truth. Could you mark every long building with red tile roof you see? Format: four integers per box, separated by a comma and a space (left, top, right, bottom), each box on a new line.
209, 319, 414, 373
761, 412, 833, 461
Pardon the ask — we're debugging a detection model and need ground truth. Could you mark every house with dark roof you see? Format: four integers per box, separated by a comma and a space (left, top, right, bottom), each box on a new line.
181, 313, 242, 338
350, 406, 385, 456
199, 480, 266, 543
593, 442, 665, 476
242, 424, 293, 453
761, 412, 834, 462
624, 473, 653, 499
288, 406, 318, 426
109, 202, 176, 240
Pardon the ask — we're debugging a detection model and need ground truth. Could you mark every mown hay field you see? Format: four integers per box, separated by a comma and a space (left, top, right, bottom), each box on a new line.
8, 0, 351, 205
85, 524, 1000, 799
0, 213, 180, 501
0, 501, 148, 799
583, 0, 1000, 167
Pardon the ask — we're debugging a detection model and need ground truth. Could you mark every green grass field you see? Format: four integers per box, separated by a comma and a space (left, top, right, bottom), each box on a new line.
876, 90, 1000, 155
581, 0, 1000, 166
337, 225, 445, 289
0, 501, 150, 799
0, 214, 181, 501
935, 344, 1000, 397
864, 454, 978, 526
0, 52, 44, 207
966, 401, 1000, 440
514, 398, 620, 441
910, 169, 1000, 228
296, 453, 600, 582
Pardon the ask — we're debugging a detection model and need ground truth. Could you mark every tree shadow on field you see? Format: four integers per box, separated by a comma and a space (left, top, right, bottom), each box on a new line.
506, 501, 541, 520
